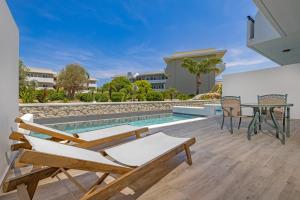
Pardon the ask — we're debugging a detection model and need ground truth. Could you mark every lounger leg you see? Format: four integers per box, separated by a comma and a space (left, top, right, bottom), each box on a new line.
238, 117, 242, 130
88, 173, 110, 194
184, 144, 192, 165
135, 132, 141, 138
59, 168, 87, 193
17, 184, 31, 200
27, 180, 39, 199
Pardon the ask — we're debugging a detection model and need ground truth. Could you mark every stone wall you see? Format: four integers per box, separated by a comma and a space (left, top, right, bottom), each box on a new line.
19, 100, 207, 119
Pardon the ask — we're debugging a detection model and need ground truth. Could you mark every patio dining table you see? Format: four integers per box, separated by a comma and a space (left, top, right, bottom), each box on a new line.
241, 103, 293, 144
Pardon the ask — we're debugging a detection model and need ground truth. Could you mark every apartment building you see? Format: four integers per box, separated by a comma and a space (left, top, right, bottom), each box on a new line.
135, 71, 167, 91
223, 0, 300, 119
114, 71, 167, 91
26, 67, 97, 90
164, 48, 226, 95
26, 67, 56, 89
87, 77, 97, 90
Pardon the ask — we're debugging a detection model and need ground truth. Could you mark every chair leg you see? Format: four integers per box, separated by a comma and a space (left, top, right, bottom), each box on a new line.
230, 117, 233, 134
221, 115, 225, 130
283, 112, 286, 133
238, 117, 242, 129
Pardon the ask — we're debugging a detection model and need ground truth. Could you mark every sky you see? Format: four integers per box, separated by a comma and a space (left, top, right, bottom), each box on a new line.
8, 0, 278, 86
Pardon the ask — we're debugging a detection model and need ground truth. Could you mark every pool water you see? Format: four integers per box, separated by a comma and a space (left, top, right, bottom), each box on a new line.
47, 113, 199, 134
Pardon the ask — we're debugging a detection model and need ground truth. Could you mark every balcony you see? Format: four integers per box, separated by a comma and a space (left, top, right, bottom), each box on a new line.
88, 83, 97, 88
147, 79, 167, 84
27, 77, 55, 84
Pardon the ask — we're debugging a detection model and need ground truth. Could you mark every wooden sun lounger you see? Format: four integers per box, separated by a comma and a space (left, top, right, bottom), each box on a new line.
3, 133, 196, 200
11, 117, 148, 149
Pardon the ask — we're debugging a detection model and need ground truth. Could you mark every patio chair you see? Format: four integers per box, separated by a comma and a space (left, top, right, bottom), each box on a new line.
257, 94, 288, 130
221, 96, 245, 134
10, 116, 148, 150
3, 133, 195, 200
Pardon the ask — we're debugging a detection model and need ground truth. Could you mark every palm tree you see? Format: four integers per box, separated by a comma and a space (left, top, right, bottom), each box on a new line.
166, 87, 177, 101
182, 57, 222, 94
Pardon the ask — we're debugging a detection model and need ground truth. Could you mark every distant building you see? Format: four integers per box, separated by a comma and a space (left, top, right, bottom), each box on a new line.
113, 71, 167, 91
26, 67, 56, 89
26, 67, 97, 90
87, 77, 97, 90
135, 72, 167, 91
164, 48, 226, 94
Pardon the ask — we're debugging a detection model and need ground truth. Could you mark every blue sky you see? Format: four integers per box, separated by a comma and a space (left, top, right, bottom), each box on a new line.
8, 0, 277, 86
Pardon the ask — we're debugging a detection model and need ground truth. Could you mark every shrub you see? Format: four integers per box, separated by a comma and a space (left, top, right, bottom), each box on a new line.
177, 93, 190, 100
35, 89, 48, 103
20, 88, 36, 103
200, 92, 221, 100
136, 94, 146, 101
77, 93, 94, 102
212, 83, 222, 94
146, 91, 164, 101
48, 90, 65, 101
95, 93, 109, 102
111, 92, 125, 102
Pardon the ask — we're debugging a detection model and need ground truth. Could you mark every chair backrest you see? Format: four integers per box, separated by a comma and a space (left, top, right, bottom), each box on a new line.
16, 117, 84, 143
257, 94, 287, 105
221, 96, 241, 116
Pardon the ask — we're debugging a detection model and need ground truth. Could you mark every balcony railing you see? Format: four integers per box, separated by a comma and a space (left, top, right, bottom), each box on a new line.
247, 16, 255, 40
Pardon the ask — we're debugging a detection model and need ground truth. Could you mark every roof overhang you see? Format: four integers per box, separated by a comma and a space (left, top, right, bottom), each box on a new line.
163, 48, 227, 63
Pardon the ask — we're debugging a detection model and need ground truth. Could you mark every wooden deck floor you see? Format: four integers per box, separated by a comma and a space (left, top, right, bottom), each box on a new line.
1, 117, 300, 200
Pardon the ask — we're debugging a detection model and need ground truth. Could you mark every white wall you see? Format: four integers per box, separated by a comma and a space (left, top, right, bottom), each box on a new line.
223, 63, 300, 119
0, 0, 19, 184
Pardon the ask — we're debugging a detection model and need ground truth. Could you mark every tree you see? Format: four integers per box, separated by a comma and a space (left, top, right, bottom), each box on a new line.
110, 77, 132, 92
182, 57, 222, 94
134, 80, 152, 94
165, 87, 178, 101
19, 60, 28, 89
102, 82, 116, 99
57, 64, 89, 98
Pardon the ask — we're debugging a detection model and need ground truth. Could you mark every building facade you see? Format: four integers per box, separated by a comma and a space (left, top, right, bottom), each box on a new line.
223, 0, 300, 119
135, 72, 167, 91
0, 0, 19, 184
164, 48, 226, 95
114, 71, 167, 91
26, 67, 56, 89
25, 67, 97, 90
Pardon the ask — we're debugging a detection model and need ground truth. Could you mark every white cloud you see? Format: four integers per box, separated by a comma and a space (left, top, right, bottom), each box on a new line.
226, 58, 267, 67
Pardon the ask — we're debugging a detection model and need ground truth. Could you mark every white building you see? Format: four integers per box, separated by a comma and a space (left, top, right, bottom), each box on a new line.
26, 67, 56, 89
135, 71, 167, 91
113, 71, 167, 91
25, 67, 97, 90
223, 0, 300, 119
0, 0, 19, 184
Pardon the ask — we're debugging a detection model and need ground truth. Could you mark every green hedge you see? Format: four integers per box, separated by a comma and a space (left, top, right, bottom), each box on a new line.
95, 93, 109, 102
77, 93, 94, 102
48, 90, 65, 101
35, 89, 48, 103
146, 91, 164, 101
111, 92, 125, 102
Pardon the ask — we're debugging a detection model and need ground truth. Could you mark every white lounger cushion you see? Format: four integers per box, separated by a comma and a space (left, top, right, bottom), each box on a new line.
24, 135, 122, 167
23, 120, 74, 137
22, 120, 144, 141
105, 132, 190, 167
79, 125, 141, 141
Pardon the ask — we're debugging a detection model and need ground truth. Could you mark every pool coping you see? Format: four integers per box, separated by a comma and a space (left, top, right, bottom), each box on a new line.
37, 110, 172, 125
147, 117, 206, 129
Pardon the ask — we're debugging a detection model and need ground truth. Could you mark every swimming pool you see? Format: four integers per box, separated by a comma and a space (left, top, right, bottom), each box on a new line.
46, 113, 202, 134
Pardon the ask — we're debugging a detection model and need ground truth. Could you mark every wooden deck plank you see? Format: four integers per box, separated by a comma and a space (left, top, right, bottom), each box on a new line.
1, 117, 300, 200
